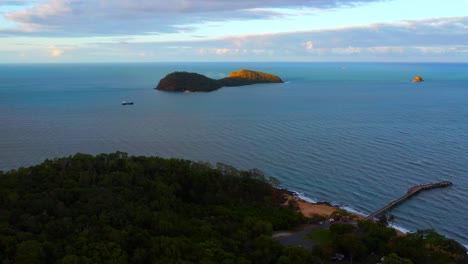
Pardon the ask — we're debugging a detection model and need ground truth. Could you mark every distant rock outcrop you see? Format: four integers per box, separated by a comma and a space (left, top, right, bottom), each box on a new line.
412, 75, 424, 82
155, 69, 283, 92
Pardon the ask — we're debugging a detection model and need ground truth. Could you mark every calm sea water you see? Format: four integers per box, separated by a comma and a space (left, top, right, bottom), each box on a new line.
1, 62, 467, 246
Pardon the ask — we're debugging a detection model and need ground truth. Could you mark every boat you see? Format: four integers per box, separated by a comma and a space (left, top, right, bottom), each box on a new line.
122, 101, 134, 105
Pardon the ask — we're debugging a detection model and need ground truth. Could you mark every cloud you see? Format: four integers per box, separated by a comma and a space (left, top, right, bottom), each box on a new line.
2, 13, 468, 62
414, 46, 454, 54
368, 46, 405, 54
47, 44, 76, 57
181, 16, 465, 59
116, 16, 468, 61
48, 47, 63, 57
331, 46, 362, 54
1, 0, 385, 36
305, 41, 314, 50
215, 48, 230, 55
198, 48, 248, 56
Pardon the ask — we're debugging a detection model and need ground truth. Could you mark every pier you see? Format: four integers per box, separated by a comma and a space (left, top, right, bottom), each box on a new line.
364, 181, 452, 220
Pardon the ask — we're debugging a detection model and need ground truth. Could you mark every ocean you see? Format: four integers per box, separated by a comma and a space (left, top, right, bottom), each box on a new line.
1, 62, 467, 246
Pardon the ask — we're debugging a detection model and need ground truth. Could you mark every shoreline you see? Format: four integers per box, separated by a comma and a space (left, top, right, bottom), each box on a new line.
283, 191, 407, 236
282, 191, 468, 252
284, 192, 363, 218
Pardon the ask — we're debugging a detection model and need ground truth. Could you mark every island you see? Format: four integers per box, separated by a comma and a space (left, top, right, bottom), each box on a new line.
412, 75, 424, 82
155, 69, 284, 92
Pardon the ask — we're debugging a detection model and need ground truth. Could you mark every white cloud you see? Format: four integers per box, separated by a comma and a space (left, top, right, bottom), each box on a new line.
154, 17, 468, 60
231, 37, 247, 48
47, 45, 64, 57
331, 46, 362, 54
94, 16, 467, 61
415, 46, 450, 54
215, 48, 230, 55
305, 41, 314, 50
3, 0, 70, 32
4, 0, 70, 23
1, 0, 384, 36
49, 49, 62, 56
2, 11, 468, 62
368, 46, 405, 54
46, 44, 77, 57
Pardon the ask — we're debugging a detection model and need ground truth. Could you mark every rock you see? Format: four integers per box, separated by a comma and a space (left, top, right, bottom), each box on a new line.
412, 75, 424, 82
156, 69, 283, 92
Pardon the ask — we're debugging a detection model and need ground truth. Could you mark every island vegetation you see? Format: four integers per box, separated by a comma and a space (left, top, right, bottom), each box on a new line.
155, 69, 283, 92
0, 152, 466, 263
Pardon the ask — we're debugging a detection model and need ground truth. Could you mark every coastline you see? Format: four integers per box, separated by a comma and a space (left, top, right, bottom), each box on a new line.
284, 192, 363, 219
284, 193, 336, 217
284, 191, 407, 236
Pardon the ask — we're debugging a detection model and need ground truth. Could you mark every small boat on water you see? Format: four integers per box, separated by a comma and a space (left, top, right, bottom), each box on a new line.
122, 101, 134, 105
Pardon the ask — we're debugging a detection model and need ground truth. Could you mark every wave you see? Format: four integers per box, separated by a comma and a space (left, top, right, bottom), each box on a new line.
407, 159, 434, 166
292, 190, 365, 215
292, 191, 319, 204
341, 205, 367, 218
290, 189, 417, 236
389, 224, 410, 234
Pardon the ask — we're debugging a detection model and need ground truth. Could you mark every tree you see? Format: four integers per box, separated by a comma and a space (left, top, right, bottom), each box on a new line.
336, 233, 367, 263
390, 235, 426, 263
15, 240, 45, 264
382, 253, 413, 264
2, 152, 466, 264
329, 223, 356, 235
279, 246, 318, 264
378, 214, 389, 226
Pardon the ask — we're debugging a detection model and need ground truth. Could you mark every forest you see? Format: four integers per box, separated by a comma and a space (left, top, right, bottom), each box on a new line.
0, 152, 466, 263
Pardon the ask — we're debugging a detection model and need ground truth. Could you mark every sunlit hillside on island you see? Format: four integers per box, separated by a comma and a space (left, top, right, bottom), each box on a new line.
1, 0, 468, 263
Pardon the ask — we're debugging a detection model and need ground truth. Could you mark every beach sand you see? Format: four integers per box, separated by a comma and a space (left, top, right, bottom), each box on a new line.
284, 194, 338, 217
284, 193, 366, 219
284, 193, 405, 235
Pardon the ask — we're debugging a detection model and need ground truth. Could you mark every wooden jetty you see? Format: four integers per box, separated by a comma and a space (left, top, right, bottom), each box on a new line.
364, 181, 452, 220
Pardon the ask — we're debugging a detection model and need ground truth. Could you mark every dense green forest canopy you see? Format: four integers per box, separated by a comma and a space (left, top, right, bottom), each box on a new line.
0, 152, 307, 264
0, 152, 466, 264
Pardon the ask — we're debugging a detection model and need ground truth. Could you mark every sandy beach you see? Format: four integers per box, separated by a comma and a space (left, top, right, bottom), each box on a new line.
284, 193, 407, 236
284, 193, 366, 219
286, 195, 336, 217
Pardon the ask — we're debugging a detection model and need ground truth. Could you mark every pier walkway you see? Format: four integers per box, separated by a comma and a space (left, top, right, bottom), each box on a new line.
364, 181, 452, 220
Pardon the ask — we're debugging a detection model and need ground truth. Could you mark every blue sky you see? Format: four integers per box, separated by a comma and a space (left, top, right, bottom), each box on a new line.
1, 0, 467, 62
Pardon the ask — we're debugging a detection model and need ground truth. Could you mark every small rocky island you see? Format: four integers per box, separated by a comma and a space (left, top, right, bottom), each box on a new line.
155, 69, 283, 92
412, 75, 424, 82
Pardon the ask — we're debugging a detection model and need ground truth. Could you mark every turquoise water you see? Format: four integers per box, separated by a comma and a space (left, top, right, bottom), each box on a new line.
1, 62, 467, 246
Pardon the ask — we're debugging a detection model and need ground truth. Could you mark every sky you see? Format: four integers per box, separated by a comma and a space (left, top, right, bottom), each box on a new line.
0, 0, 467, 63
